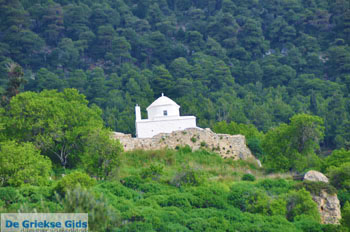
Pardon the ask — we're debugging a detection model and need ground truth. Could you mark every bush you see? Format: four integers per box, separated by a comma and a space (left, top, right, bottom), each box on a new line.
59, 187, 119, 232
247, 137, 264, 159
341, 201, 350, 230
140, 164, 164, 179
256, 179, 293, 195
242, 173, 256, 181
121, 176, 143, 190
328, 162, 350, 190
338, 189, 350, 207
19, 186, 53, 203
190, 185, 227, 209
55, 171, 96, 194
185, 217, 210, 231
0, 187, 22, 207
0, 141, 52, 187
178, 145, 192, 153
228, 183, 270, 214
294, 181, 337, 195
191, 137, 197, 143
81, 128, 123, 179
323, 149, 350, 171
293, 215, 323, 232
94, 181, 140, 201
166, 193, 193, 209
139, 182, 162, 193
285, 189, 320, 222
170, 169, 203, 187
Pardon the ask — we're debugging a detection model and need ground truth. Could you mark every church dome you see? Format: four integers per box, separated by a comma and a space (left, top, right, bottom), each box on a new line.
146, 93, 179, 110
146, 94, 180, 119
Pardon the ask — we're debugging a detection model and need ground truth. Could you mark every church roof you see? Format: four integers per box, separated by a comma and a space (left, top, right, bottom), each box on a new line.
146, 93, 180, 110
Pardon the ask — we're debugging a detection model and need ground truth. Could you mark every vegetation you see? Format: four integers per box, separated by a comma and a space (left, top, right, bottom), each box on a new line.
1, 0, 350, 230
0, 0, 349, 151
0, 147, 341, 231
0, 140, 52, 187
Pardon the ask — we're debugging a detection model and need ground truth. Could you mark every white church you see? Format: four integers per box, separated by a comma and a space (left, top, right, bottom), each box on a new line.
135, 94, 197, 138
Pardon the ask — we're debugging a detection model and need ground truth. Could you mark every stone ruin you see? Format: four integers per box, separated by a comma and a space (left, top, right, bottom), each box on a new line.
112, 128, 257, 162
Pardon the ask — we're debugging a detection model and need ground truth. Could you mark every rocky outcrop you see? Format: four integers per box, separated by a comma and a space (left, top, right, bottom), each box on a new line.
312, 190, 341, 224
304, 170, 341, 224
112, 128, 257, 162
304, 170, 329, 183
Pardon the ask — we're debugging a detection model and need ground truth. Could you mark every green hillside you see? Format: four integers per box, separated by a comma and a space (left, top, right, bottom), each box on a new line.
0, 0, 350, 149
1, 0, 350, 231
0, 147, 343, 231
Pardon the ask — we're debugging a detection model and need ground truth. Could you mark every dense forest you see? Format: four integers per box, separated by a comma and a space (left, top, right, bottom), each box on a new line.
1, 0, 350, 231
1, 0, 350, 150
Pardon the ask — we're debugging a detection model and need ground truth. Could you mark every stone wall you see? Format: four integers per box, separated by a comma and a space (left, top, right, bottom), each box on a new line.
112, 128, 256, 161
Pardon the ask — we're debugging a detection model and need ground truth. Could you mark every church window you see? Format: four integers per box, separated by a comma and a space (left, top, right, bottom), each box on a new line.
163, 110, 168, 116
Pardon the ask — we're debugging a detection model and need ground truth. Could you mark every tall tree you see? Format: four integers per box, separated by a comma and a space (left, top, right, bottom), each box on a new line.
1, 63, 25, 106
2, 89, 104, 168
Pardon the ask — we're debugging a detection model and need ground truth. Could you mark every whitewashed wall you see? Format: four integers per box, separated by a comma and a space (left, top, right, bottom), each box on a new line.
136, 116, 196, 138
147, 105, 180, 119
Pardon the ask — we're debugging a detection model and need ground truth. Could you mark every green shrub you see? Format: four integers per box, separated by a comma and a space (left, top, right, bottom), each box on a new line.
190, 186, 227, 209
0, 141, 52, 187
323, 149, 350, 171
95, 181, 137, 200
140, 164, 164, 179
341, 201, 350, 230
200, 141, 207, 147
191, 137, 197, 143
294, 181, 337, 195
285, 189, 320, 222
178, 145, 192, 153
81, 128, 122, 179
59, 187, 119, 231
170, 169, 203, 187
121, 175, 143, 190
19, 186, 53, 203
0, 187, 23, 207
139, 182, 162, 193
269, 197, 287, 216
228, 183, 270, 214
55, 171, 96, 194
322, 224, 345, 232
165, 223, 190, 232
328, 162, 350, 190
338, 189, 350, 207
242, 173, 256, 181
256, 179, 293, 195
186, 217, 210, 231
166, 193, 193, 208
293, 215, 323, 232
247, 137, 264, 159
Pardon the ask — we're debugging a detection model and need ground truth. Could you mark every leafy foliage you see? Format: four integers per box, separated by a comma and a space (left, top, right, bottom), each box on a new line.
59, 187, 119, 231
328, 162, 350, 190
341, 201, 350, 230
0, 0, 348, 151
262, 114, 324, 172
1, 89, 103, 168
241, 173, 256, 181
55, 171, 96, 194
81, 128, 123, 179
1, 0, 350, 229
295, 181, 337, 195
0, 140, 52, 187
285, 189, 320, 222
